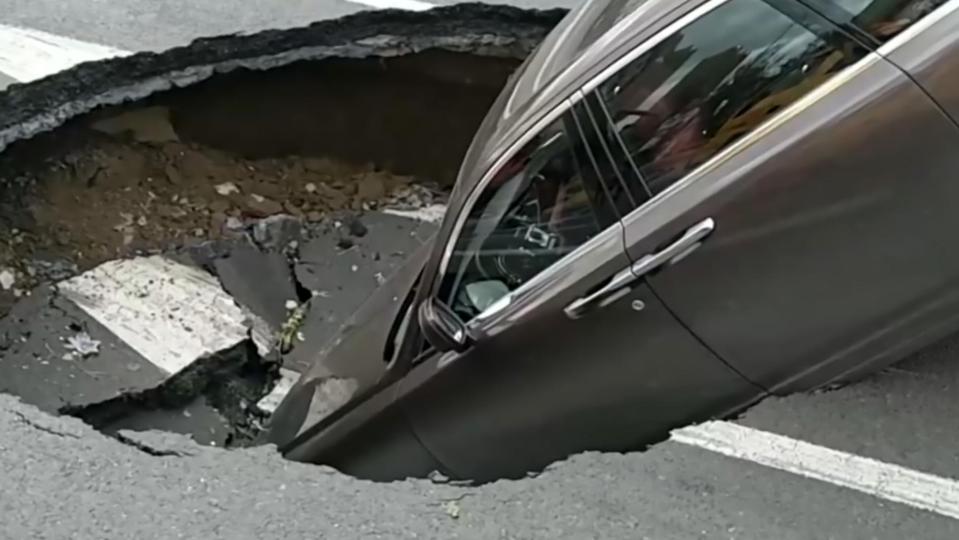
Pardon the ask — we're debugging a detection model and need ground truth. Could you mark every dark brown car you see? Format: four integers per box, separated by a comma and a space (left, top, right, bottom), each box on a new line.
263, 0, 959, 482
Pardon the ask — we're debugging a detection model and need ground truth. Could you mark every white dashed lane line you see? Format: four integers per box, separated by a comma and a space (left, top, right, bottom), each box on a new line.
0, 22, 128, 83
58, 256, 253, 376
672, 421, 959, 521
343, 0, 435, 11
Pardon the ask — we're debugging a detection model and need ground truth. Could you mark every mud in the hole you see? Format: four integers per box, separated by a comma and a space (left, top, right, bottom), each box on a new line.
0, 49, 518, 313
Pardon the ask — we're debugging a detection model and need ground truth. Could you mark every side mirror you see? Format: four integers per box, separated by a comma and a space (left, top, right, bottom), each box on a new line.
418, 297, 473, 353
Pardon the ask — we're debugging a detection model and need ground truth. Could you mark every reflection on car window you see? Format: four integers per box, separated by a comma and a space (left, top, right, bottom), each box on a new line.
828, 0, 948, 42
598, 0, 866, 196
438, 115, 616, 322
578, 0, 654, 52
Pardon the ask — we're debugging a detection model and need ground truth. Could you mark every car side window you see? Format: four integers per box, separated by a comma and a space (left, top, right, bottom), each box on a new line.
436, 113, 618, 322
596, 0, 867, 197
825, 0, 948, 42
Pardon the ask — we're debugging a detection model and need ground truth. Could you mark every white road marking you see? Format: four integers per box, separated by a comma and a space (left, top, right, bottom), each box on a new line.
382, 203, 447, 223
344, 0, 435, 12
672, 421, 959, 520
58, 256, 251, 375
256, 368, 302, 414
0, 23, 129, 83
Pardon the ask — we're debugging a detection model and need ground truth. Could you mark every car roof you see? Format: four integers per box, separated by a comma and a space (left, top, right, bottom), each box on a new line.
451, 0, 691, 205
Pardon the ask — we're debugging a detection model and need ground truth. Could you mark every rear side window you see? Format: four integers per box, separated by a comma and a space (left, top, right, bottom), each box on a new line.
595, 0, 867, 196
824, 0, 948, 42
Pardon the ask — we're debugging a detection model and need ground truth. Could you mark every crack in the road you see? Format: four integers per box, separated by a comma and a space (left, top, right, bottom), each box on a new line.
11, 410, 80, 440
114, 432, 192, 457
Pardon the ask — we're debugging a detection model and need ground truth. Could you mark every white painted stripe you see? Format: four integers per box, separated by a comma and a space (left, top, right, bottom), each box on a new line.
0, 23, 129, 82
672, 421, 959, 520
58, 256, 251, 375
344, 0, 435, 12
382, 203, 447, 223
256, 368, 302, 414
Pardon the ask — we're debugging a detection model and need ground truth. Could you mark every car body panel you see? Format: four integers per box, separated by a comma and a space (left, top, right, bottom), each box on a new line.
397, 224, 761, 481
620, 52, 959, 391
881, 0, 959, 123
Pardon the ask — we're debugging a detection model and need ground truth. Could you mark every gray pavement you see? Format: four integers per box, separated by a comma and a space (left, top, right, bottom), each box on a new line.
0, 0, 363, 52
2, 364, 959, 540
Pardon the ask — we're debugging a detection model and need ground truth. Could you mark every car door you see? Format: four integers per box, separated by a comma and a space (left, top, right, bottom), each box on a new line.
394, 98, 762, 482
588, 0, 959, 393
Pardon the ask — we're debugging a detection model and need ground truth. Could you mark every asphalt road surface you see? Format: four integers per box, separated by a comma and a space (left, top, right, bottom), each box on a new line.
3, 1, 959, 539
2, 348, 959, 539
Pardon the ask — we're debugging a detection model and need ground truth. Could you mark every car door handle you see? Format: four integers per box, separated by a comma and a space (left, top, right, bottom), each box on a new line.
564, 264, 638, 319
630, 217, 715, 279
564, 218, 715, 319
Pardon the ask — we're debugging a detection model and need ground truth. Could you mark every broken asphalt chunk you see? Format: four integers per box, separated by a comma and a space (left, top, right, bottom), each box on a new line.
0, 255, 279, 445
213, 243, 300, 333
0, 287, 169, 413
285, 212, 438, 372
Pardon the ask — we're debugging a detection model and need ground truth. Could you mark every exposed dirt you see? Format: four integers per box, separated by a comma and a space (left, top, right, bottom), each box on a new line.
21, 130, 431, 262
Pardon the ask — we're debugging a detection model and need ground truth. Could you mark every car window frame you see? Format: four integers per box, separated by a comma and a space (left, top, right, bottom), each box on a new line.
794, 0, 884, 47
423, 95, 623, 331
583, 0, 877, 211
416, 0, 727, 336
405, 0, 714, 338
411, 0, 885, 342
